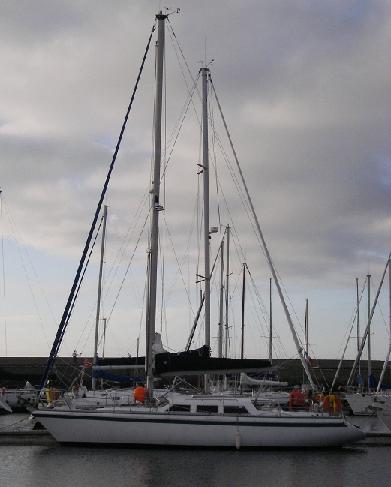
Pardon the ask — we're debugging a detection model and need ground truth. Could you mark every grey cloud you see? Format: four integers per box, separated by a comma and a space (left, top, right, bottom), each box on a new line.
1, 0, 391, 360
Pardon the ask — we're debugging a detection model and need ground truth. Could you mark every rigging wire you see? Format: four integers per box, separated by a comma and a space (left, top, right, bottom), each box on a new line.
211, 121, 262, 259
167, 22, 201, 122
209, 75, 315, 387
212, 108, 308, 346
102, 191, 149, 304
347, 256, 391, 386
161, 73, 200, 180
0, 191, 7, 357
104, 209, 151, 328
85, 73, 194, 350
3, 200, 57, 323
168, 25, 261, 294
209, 94, 222, 229
0, 190, 5, 298
185, 233, 226, 351
75, 212, 111, 357
203, 94, 276, 359
207, 89, 287, 358
77, 30, 199, 358
208, 147, 289, 357
60, 215, 104, 348
163, 33, 167, 209
212, 103, 309, 341
193, 75, 289, 360
3, 197, 104, 381
94, 207, 150, 353
246, 265, 288, 359
162, 215, 195, 314
137, 271, 148, 350
159, 231, 165, 334
196, 132, 203, 309
2, 203, 52, 349
331, 278, 370, 390
336, 279, 368, 359
184, 175, 202, 331
163, 179, 199, 311
41, 22, 156, 388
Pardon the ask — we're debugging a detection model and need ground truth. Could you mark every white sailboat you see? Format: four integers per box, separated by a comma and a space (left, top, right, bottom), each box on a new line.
32, 12, 364, 448
0, 382, 38, 412
33, 391, 363, 447
0, 191, 39, 413
343, 257, 391, 432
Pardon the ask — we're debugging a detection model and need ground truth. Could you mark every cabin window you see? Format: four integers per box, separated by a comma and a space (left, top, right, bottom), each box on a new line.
197, 405, 218, 413
252, 401, 266, 411
169, 404, 191, 412
223, 406, 248, 414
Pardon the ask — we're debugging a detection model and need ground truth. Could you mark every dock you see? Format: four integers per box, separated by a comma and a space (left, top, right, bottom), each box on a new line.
0, 430, 56, 446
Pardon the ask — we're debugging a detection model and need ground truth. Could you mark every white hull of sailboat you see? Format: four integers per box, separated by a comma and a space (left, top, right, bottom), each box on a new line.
33, 409, 364, 447
345, 414, 390, 433
344, 393, 391, 432
0, 388, 38, 412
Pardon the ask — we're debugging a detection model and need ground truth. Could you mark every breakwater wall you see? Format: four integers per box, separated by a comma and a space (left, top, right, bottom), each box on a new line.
1, 357, 390, 390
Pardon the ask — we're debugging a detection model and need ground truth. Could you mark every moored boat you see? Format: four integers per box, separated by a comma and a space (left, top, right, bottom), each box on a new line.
34, 392, 363, 447
32, 11, 365, 448
1, 383, 38, 412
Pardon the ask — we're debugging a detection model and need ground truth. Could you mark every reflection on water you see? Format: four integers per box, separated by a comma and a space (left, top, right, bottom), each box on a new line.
0, 443, 387, 487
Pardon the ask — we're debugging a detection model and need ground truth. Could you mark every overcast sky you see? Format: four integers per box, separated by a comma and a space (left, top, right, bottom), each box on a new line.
1, 0, 391, 367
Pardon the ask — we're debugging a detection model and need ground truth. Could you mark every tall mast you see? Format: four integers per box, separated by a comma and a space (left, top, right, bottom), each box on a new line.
367, 274, 372, 392
304, 298, 309, 356
377, 259, 391, 391
92, 204, 107, 390
145, 12, 166, 395
224, 224, 230, 357
218, 238, 224, 358
241, 263, 246, 359
201, 66, 211, 350
269, 277, 272, 363
347, 254, 390, 386
356, 277, 361, 383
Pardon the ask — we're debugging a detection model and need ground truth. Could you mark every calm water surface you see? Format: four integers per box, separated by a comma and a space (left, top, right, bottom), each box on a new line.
0, 416, 388, 487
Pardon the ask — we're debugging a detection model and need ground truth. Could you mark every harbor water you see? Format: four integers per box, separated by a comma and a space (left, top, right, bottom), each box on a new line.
0, 415, 389, 486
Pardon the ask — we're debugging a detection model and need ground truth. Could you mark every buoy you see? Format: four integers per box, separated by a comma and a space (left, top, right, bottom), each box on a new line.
134, 386, 146, 403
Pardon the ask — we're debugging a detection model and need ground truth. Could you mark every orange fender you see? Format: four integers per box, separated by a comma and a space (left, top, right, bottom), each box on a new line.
134, 386, 146, 403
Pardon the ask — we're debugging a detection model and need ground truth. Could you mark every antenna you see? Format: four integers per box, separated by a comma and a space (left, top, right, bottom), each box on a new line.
164, 7, 180, 17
